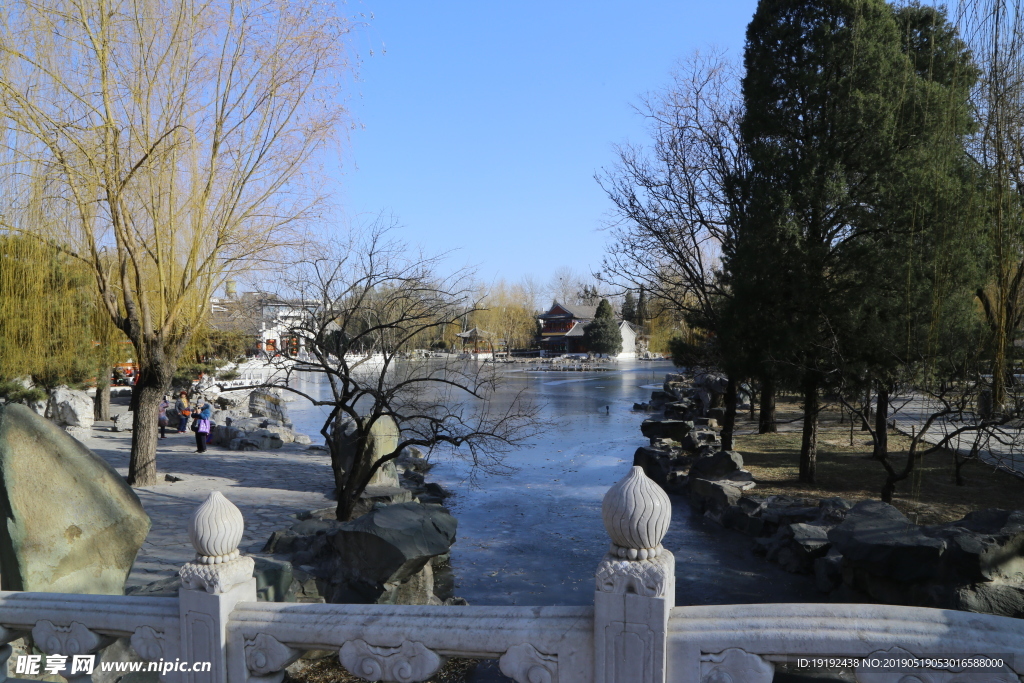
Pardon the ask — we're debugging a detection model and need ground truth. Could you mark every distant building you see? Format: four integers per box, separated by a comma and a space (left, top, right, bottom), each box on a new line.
455, 327, 494, 359
536, 301, 636, 358
208, 292, 311, 356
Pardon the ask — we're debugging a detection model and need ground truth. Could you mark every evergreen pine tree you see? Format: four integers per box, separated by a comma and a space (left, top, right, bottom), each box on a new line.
731, 0, 913, 483
621, 290, 637, 324
584, 298, 623, 356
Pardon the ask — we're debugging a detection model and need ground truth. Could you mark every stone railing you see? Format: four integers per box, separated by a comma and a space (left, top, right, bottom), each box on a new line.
1, 468, 1023, 683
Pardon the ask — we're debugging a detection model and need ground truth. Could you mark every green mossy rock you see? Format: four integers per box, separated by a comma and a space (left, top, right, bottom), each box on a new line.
0, 403, 150, 594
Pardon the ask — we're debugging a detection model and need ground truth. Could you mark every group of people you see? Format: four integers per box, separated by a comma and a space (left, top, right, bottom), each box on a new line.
157, 392, 214, 453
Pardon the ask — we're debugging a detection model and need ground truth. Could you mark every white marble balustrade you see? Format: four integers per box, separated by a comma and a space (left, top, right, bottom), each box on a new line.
0, 467, 1022, 683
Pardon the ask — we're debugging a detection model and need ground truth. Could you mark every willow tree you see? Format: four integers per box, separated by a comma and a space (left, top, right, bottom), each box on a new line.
0, 0, 349, 485
0, 235, 93, 397
954, 0, 1024, 414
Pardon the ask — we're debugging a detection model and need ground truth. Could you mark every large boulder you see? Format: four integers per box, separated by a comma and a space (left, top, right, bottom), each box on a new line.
45, 386, 94, 429
249, 390, 291, 426
926, 508, 1024, 583
689, 450, 743, 479
686, 477, 743, 515
828, 500, 944, 582
332, 415, 401, 487
0, 404, 150, 593
640, 419, 692, 442
246, 429, 284, 450
325, 502, 456, 605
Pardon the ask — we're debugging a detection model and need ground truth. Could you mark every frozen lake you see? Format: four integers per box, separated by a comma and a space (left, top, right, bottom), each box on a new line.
283, 359, 819, 607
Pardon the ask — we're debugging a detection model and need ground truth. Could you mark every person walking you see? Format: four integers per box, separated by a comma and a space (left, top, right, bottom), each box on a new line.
195, 402, 212, 453
158, 397, 170, 439
175, 392, 191, 433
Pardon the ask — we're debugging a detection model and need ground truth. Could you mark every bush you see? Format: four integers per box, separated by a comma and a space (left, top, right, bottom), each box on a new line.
0, 380, 46, 405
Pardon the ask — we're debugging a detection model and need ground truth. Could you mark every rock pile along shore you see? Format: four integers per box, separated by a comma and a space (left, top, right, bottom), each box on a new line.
634, 371, 1024, 619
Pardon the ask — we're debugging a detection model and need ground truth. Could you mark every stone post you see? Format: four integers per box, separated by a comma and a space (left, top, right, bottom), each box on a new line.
178, 492, 257, 683
594, 466, 675, 683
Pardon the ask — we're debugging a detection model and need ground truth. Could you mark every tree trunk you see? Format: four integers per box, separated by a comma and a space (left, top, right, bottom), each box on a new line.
861, 385, 872, 430
873, 382, 889, 461
748, 382, 757, 420
721, 375, 737, 451
799, 375, 818, 484
881, 476, 896, 503
758, 375, 777, 434
94, 362, 111, 422
993, 322, 1007, 416
127, 370, 163, 486
329, 415, 360, 520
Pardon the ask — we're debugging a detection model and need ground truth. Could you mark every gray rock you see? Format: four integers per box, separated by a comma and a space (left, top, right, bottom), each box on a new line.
761, 497, 821, 526
368, 458, 400, 488
954, 581, 1024, 618
350, 485, 414, 519
254, 556, 295, 602
767, 523, 833, 574
294, 433, 312, 445
633, 446, 673, 486
249, 390, 291, 425
681, 429, 719, 451
817, 497, 854, 524
664, 401, 695, 420
394, 446, 430, 473
640, 419, 692, 442
828, 500, 945, 582
230, 417, 268, 432
248, 429, 284, 449
216, 391, 250, 409
46, 385, 94, 429
0, 404, 150, 593
649, 390, 673, 407
689, 450, 743, 478
325, 502, 457, 605
721, 504, 765, 536
815, 548, 844, 593
211, 424, 243, 447
687, 477, 743, 515
111, 412, 133, 432
927, 509, 1024, 583
261, 425, 297, 443
331, 414, 401, 483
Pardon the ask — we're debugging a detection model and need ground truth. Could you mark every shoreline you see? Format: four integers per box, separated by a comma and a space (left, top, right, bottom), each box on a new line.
82, 402, 334, 589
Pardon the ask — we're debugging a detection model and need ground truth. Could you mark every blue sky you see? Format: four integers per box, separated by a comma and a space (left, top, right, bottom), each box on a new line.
335, 1, 760, 285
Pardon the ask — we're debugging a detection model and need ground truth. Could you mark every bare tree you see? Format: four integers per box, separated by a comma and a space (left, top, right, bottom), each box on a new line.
546, 266, 600, 307
957, 0, 1024, 413
598, 51, 747, 446
0, 0, 349, 484
253, 225, 545, 521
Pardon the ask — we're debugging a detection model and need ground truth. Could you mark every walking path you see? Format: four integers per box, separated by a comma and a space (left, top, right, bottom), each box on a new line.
886, 394, 1024, 477
80, 411, 334, 589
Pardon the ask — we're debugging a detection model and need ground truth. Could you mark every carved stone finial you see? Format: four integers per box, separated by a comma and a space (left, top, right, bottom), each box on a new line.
188, 491, 244, 564
601, 466, 671, 560
179, 491, 254, 594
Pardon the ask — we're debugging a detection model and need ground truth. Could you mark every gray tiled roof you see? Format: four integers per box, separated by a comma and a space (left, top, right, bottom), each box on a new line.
540, 301, 599, 320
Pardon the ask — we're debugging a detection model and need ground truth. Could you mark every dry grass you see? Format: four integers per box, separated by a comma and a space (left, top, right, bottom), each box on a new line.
733, 396, 1024, 525
286, 657, 482, 683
